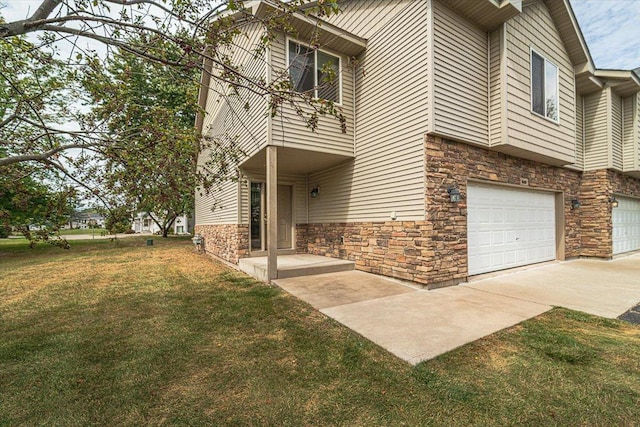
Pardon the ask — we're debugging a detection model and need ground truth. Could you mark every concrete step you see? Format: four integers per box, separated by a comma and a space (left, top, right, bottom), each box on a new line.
239, 255, 355, 282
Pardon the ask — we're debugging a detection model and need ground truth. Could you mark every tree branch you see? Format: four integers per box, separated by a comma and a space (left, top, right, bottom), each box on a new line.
0, 143, 100, 167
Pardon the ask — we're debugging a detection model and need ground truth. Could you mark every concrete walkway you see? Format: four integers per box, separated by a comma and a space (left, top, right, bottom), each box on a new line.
274, 253, 640, 365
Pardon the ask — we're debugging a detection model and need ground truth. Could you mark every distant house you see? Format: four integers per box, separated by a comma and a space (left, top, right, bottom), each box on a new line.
132, 213, 192, 235
195, 0, 640, 285
70, 212, 105, 229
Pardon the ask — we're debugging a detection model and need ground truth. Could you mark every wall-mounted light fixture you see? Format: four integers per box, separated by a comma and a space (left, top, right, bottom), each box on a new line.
310, 187, 320, 198
610, 197, 619, 208
571, 199, 581, 210
447, 186, 461, 203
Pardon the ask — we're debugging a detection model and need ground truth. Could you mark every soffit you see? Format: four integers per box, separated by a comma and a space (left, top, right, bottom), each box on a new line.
444, 0, 522, 31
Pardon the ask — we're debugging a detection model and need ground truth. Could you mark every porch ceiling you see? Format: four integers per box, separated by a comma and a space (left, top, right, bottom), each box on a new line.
240, 146, 353, 174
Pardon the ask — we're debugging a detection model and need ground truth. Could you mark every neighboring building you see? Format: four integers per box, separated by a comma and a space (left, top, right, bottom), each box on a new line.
70, 212, 106, 229
195, 0, 640, 287
132, 213, 192, 235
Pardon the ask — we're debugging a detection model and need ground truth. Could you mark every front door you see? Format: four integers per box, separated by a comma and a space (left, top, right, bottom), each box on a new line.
249, 182, 293, 253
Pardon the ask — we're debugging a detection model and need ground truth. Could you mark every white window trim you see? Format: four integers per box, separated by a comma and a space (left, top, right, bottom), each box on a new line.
530, 47, 560, 124
286, 36, 343, 106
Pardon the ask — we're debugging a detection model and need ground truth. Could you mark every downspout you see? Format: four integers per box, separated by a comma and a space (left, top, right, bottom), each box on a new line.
353, 61, 357, 157
487, 31, 491, 146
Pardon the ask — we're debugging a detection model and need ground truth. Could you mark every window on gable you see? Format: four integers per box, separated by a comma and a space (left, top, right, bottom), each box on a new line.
288, 41, 341, 103
531, 50, 559, 122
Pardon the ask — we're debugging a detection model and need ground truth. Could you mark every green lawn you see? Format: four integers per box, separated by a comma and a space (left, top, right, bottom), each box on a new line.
1, 238, 639, 425
6, 228, 108, 238
58, 227, 108, 236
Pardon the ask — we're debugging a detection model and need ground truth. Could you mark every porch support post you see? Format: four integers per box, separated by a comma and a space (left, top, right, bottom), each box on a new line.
266, 145, 278, 280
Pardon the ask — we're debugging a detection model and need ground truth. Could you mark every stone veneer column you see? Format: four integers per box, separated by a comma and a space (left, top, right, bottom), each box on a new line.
578, 170, 612, 258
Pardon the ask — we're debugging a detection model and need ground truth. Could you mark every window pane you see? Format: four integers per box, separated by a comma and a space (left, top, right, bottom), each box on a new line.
250, 182, 262, 251
531, 51, 544, 116
545, 61, 558, 121
316, 51, 340, 102
288, 42, 314, 93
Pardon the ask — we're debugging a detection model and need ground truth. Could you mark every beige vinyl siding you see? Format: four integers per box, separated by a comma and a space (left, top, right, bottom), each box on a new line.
489, 27, 504, 146
196, 22, 268, 225
623, 95, 636, 171
636, 93, 640, 170
325, 0, 412, 39
195, 102, 242, 224
573, 94, 584, 170
610, 90, 623, 171
583, 91, 608, 170
269, 35, 354, 157
501, 0, 576, 164
307, 0, 429, 223
431, 0, 488, 146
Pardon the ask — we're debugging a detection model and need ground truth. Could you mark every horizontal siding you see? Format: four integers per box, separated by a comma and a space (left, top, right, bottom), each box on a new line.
635, 93, 640, 171
196, 22, 268, 225
432, 0, 488, 145
270, 34, 354, 157
611, 90, 623, 171
623, 95, 635, 171
637, 94, 640, 170
574, 94, 584, 170
583, 91, 609, 170
195, 176, 239, 224
308, 0, 429, 223
489, 27, 503, 146
325, 0, 412, 39
502, 0, 576, 163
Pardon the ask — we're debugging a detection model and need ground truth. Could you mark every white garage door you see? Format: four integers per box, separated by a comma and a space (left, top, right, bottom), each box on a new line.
612, 196, 640, 255
467, 183, 556, 275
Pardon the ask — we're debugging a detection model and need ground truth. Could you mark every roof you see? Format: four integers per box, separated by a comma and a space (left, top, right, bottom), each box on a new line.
445, 0, 522, 31
594, 69, 640, 96
235, 1, 367, 57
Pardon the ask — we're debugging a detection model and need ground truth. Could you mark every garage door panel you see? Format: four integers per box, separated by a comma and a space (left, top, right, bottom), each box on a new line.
468, 183, 556, 275
613, 196, 640, 254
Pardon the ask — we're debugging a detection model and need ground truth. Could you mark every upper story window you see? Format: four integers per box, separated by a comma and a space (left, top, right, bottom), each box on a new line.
531, 50, 559, 122
288, 40, 341, 103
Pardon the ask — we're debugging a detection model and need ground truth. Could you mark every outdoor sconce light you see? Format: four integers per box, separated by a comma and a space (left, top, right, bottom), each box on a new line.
310, 187, 320, 198
447, 186, 461, 203
610, 197, 619, 208
571, 199, 581, 210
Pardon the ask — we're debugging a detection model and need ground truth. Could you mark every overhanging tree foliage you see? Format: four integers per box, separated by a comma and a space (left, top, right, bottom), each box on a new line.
1, 0, 342, 172
1, 0, 344, 244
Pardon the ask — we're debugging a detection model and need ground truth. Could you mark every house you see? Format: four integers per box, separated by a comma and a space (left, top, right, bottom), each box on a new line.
70, 212, 105, 229
195, 0, 640, 287
132, 213, 192, 235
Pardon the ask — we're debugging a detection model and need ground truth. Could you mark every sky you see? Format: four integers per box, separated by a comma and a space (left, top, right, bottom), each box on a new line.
571, 0, 640, 70
1, 0, 639, 69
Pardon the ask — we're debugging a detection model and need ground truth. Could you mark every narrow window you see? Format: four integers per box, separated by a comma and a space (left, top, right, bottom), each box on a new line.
288, 41, 341, 103
316, 51, 340, 102
531, 50, 559, 122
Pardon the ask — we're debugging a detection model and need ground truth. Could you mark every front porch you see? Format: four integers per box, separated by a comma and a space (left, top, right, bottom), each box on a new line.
239, 254, 354, 282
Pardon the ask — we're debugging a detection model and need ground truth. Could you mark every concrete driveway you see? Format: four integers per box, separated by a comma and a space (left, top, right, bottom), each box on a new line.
274, 253, 640, 365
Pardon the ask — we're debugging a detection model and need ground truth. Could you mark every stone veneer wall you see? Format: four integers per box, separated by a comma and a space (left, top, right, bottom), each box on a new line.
577, 169, 640, 257
579, 170, 612, 257
195, 224, 249, 264
300, 135, 587, 288
610, 169, 640, 198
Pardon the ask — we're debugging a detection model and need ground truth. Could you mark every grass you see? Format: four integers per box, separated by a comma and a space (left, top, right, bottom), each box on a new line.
58, 228, 108, 236
1, 238, 639, 425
